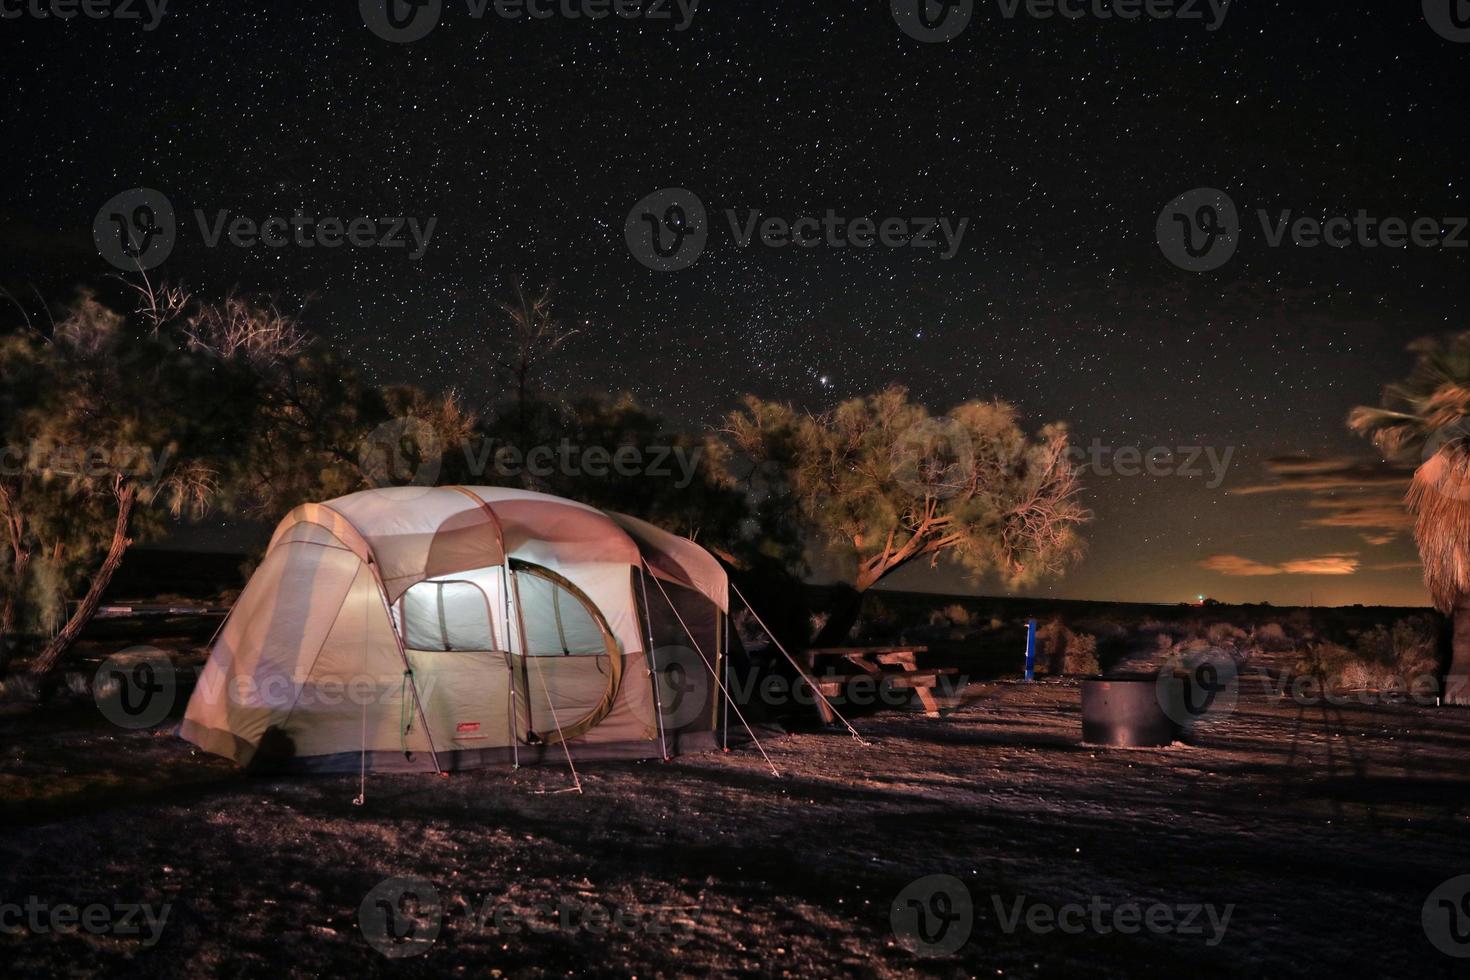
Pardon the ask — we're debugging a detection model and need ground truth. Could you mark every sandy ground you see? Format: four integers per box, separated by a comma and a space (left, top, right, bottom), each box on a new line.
3, 671, 1470, 978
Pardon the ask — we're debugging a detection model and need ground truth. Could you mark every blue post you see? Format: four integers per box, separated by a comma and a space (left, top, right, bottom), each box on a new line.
1023, 619, 1038, 681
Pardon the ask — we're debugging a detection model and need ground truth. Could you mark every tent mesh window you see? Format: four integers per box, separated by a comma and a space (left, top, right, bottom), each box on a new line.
400, 580, 497, 652
514, 565, 617, 657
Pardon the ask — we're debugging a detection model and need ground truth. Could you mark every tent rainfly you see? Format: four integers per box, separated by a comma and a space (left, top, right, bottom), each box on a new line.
179, 486, 737, 774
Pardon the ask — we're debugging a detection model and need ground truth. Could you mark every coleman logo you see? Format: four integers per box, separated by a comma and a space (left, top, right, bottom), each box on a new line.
455, 722, 481, 733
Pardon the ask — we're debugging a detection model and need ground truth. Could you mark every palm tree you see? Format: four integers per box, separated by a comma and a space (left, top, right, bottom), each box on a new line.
1350, 333, 1470, 704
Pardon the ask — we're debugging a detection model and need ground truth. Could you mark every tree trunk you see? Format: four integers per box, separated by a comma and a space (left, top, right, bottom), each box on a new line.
1447, 597, 1470, 705
29, 487, 136, 678
0, 552, 29, 671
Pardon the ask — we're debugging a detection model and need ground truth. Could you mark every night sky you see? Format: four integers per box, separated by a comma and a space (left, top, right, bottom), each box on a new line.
5, 1, 1470, 607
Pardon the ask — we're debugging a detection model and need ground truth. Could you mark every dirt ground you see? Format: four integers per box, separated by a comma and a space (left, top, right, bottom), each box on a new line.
3, 670, 1470, 978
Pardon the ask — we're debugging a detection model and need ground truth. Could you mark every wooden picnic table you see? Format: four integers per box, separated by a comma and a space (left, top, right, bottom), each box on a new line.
800, 646, 957, 722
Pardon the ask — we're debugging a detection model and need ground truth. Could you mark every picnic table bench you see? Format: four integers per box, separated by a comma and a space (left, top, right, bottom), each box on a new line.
800, 646, 957, 722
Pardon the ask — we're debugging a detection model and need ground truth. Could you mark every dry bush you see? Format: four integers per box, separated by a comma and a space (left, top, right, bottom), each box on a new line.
1252, 622, 1293, 652
1390, 615, 1439, 680
1292, 616, 1439, 691
942, 604, 972, 628
1353, 625, 1393, 665
1035, 618, 1100, 676
1205, 622, 1248, 646
1295, 641, 1358, 681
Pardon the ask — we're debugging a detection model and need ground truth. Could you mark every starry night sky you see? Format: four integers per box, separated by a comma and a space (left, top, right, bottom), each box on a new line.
4, 1, 1469, 606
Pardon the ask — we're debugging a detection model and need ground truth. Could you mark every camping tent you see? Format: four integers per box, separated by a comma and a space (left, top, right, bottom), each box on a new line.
179, 486, 730, 773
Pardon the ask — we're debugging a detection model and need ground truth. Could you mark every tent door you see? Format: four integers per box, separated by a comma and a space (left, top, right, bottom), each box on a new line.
398, 577, 518, 750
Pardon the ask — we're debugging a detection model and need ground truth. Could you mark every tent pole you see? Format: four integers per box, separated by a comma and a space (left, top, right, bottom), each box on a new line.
721, 611, 730, 751
501, 562, 521, 770
637, 568, 671, 761
507, 564, 535, 745
369, 563, 445, 776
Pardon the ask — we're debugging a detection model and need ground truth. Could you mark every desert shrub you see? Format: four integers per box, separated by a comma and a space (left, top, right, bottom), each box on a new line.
1353, 624, 1394, 666
1295, 641, 1357, 680
1205, 622, 1248, 646
0, 672, 41, 703
1390, 615, 1439, 680
1252, 622, 1293, 652
1065, 633, 1100, 675
1336, 659, 1382, 692
1288, 617, 1439, 691
1035, 618, 1100, 675
942, 604, 972, 628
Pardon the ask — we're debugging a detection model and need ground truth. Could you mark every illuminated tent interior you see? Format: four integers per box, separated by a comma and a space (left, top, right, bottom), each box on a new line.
178, 486, 729, 773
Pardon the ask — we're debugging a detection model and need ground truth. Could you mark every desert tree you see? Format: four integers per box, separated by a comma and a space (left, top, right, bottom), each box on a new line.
494, 281, 578, 439
1350, 332, 1470, 702
3, 281, 471, 677
5, 290, 222, 676
725, 386, 1089, 645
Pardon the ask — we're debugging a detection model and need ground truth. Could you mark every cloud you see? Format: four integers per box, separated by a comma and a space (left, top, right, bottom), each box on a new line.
1233, 457, 1413, 537
1198, 554, 1282, 576
1359, 533, 1398, 546
1302, 501, 1413, 533
1367, 561, 1421, 571
1278, 555, 1361, 575
1199, 552, 1361, 577
1230, 456, 1413, 496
